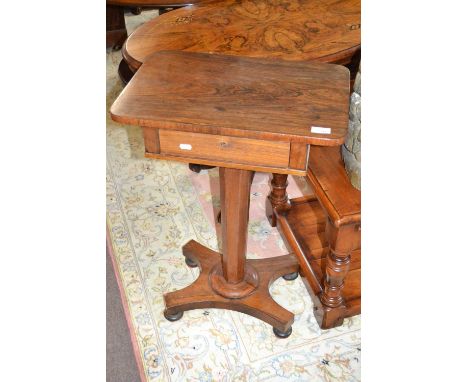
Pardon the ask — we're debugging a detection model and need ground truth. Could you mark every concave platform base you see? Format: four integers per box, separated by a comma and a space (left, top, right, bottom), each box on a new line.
163, 240, 299, 334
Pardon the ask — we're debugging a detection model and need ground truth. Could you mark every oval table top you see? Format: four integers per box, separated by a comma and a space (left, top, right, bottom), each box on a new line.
123, 0, 361, 72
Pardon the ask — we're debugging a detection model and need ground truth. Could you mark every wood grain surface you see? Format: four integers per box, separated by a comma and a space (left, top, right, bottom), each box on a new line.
164, 240, 299, 333
122, 0, 361, 72
274, 196, 361, 303
307, 145, 361, 226
271, 145, 361, 329
275, 195, 361, 328
158, 130, 291, 168
111, 50, 350, 146
161, 167, 300, 334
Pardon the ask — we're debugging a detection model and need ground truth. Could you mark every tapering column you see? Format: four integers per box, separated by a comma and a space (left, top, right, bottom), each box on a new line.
209, 167, 259, 299
219, 167, 252, 283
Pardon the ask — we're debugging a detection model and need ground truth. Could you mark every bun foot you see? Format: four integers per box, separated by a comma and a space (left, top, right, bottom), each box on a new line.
282, 271, 299, 281
163, 310, 183, 322
185, 257, 198, 268
273, 326, 292, 339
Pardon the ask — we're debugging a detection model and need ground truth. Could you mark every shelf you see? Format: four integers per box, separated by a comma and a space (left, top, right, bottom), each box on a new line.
275, 195, 361, 318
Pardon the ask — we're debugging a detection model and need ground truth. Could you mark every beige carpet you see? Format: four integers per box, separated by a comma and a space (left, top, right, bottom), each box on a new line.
106, 10, 361, 382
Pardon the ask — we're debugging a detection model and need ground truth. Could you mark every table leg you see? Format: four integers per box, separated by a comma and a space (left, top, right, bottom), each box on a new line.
314, 219, 354, 328
106, 5, 127, 50
163, 167, 299, 337
266, 173, 290, 227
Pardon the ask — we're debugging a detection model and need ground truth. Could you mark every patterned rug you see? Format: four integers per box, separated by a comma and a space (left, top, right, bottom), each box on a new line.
106, 10, 361, 382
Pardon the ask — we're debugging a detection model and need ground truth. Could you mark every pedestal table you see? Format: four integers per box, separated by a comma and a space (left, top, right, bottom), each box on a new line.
110, 50, 350, 337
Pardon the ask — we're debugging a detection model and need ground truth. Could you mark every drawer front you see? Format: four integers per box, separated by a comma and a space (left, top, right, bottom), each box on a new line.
158, 130, 290, 168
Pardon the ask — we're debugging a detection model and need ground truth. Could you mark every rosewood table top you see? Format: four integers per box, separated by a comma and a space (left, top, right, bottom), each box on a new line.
122, 0, 361, 73
111, 51, 350, 149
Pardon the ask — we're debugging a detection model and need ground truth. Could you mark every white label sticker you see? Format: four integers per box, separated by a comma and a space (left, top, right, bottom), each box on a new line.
179, 143, 192, 150
310, 126, 331, 134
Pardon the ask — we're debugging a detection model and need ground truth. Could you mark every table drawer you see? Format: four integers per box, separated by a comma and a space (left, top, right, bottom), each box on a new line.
158, 130, 291, 168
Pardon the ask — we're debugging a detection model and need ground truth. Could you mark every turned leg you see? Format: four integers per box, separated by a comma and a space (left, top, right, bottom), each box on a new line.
266, 173, 289, 227
314, 219, 355, 329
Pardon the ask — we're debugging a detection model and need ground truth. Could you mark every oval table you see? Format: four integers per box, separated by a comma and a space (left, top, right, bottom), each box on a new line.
119, 0, 361, 83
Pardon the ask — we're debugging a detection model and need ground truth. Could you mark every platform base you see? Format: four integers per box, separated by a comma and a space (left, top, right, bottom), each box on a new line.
164, 240, 299, 334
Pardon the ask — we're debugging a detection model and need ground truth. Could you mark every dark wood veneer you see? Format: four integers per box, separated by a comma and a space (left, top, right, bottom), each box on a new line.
123, 0, 360, 71
118, 0, 361, 83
